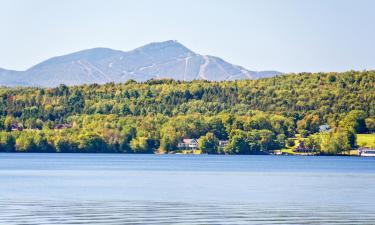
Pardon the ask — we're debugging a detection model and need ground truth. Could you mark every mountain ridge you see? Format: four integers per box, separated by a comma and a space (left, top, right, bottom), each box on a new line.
0, 41, 282, 87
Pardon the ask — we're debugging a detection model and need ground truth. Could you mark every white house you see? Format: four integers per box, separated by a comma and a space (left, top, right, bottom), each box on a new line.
319, 124, 331, 133
177, 139, 198, 150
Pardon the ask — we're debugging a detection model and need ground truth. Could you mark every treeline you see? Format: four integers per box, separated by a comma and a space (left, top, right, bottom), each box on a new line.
0, 71, 373, 154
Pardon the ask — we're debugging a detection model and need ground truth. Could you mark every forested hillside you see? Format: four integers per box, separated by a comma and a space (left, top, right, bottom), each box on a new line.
0, 71, 374, 154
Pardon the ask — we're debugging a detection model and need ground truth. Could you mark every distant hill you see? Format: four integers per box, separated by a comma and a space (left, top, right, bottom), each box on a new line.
0, 40, 281, 87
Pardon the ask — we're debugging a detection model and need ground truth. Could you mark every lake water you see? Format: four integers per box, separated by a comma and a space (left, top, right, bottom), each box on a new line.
0, 154, 374, 224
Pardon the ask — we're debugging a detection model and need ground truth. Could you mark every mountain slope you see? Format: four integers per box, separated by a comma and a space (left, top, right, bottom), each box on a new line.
0, 41, 281, 87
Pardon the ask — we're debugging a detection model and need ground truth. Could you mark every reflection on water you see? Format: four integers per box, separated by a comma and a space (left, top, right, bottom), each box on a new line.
0, 154, 375, 224
1, 200, 375, 224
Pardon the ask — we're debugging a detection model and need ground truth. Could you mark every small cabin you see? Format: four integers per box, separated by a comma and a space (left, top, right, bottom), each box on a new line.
177, 139, 198, 150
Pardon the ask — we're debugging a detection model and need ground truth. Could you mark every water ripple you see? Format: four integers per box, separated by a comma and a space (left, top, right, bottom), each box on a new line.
0, 200, 374, 225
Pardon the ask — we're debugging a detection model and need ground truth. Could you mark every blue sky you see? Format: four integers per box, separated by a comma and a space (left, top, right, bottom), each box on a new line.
1, 0, 374, 72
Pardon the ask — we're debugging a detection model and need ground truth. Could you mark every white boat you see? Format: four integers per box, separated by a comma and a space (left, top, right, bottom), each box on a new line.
359, 148, 375, 157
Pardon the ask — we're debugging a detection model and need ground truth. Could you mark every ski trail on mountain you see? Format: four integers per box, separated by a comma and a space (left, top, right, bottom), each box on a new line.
138, 64, 155, 72
86, 61, 112, 82
77, 60, 99, 82
198, 55, 209, 80
183, 56, 191, 81
77, 60, 113, 83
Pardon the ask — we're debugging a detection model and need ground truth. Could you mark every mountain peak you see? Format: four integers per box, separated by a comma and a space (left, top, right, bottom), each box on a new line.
0, 41, 281, 87
135, 40, 193, 54
143, 40, 184, 47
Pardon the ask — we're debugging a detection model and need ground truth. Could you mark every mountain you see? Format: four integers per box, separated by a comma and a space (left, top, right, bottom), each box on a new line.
0, 41, 281, 87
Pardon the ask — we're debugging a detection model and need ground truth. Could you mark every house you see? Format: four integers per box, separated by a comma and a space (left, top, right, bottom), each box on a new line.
319, 124, 331, 133
177, 139, 198, 150
218, 140, 229, 150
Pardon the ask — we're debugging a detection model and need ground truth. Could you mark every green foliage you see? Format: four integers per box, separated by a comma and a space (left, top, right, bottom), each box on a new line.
55, 138, 79, 153
78, 133, 108, 153
225, 129, 280, 154
339, 110, 368, 133
305, 116, 358, 155
130, 137, 152, 153
0, 71, 373, 154
4, 116, 13, 132
198, 132, 219, 154
319, 128, 356, 155
297, 114, 320, 136
304, 135, 320, 153
365, 118, 375, 133
226, 130, 249, 154
0, 132, 16, 152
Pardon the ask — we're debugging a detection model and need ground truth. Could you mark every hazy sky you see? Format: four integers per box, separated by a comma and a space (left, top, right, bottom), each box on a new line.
1, 0, 375, 72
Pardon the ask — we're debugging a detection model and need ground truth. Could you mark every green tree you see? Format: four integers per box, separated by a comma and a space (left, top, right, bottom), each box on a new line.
304, 135, 320, 153
198, 132, 219, 154
130, 137, 151, 153
297, 114, 321, 136
226, 130, 249, 154
79, 134, 108, 153
207, 117, 228, 140
4, 116, 13, 132
340, 110, 367, 133
56, 138, 78, 153
16, 133, 37, 152
0, 132, 16, 152
365, 118, 375, 133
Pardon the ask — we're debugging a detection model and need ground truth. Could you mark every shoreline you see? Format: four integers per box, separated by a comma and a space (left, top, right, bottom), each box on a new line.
0, 151, 364, 157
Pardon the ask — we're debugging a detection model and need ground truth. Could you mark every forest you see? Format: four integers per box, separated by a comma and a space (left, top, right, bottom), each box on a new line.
0, 70, 374, 155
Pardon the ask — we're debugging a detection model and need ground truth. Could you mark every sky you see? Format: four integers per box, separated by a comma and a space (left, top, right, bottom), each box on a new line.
1, 0, 375, 73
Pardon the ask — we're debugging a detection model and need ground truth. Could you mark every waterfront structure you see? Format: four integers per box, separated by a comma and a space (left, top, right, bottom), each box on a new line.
359, 147, 375, 157
177, 139, 198, 150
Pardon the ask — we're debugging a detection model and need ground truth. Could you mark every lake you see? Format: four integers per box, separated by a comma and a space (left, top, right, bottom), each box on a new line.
0, 153, 374, 224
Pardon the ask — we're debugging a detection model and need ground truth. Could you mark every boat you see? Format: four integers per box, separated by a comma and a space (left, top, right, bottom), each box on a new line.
358, 148, 375, 157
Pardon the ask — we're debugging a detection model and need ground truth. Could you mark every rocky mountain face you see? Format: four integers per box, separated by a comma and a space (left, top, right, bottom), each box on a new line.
0, 40, 281, 87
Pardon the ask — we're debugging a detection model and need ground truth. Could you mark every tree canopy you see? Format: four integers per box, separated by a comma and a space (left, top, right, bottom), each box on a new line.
0, 71, 373, 154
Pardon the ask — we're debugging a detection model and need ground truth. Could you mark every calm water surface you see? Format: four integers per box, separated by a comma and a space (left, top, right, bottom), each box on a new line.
0, 153, 374, 224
